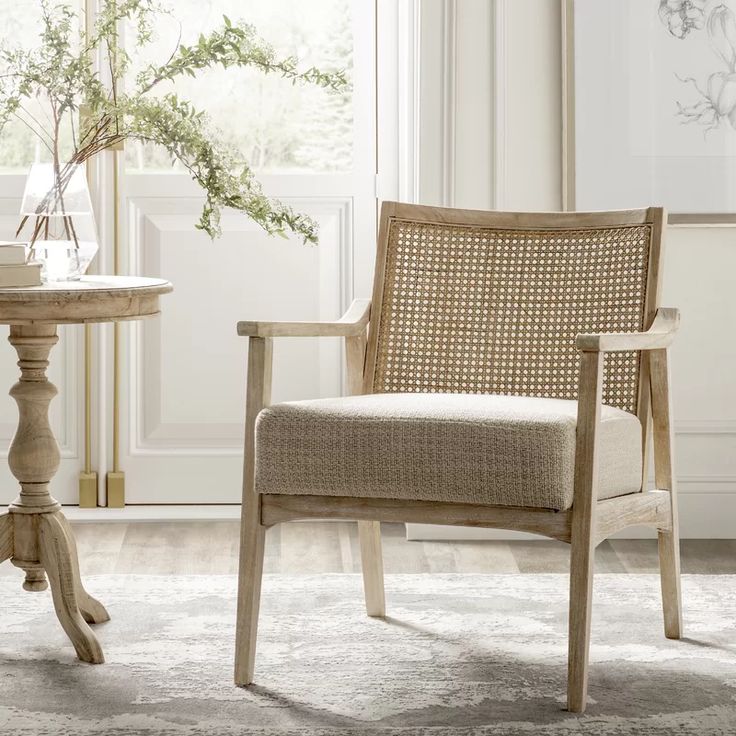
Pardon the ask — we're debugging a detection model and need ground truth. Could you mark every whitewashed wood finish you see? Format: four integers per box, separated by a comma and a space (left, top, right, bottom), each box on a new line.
344, 307, 386, 619
235, 205, 682, 714
650, 348, 683, 639
0, 278, 171, 662
234, 336, 272, 686
594, 490, 671, 546
0, 276, 171, 324
55, 512, 110, 625
0, 513, 12, 561
576, 308, 679, 352
234, 301, 377, 685
357, 520, 386, 616
566, 350, 603, 713
38, 512, 105, 663
262, 494, 575, 543
260, 491, 675, 547
238, 299, 371, 338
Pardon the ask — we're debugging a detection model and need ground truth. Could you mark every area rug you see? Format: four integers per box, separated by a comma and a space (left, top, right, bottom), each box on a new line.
0, 574, 733, 735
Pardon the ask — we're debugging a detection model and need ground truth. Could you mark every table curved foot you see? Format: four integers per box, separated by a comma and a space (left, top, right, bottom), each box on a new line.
38, 513, 105, 664
56, 514, 110, 624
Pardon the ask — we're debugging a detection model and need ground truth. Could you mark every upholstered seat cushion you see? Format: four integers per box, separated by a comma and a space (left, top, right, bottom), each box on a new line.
255, 393, 643, 511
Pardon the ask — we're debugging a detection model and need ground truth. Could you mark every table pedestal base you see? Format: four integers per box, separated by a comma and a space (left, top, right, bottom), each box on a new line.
0, 509, 108, 662
1, 324, 108, 663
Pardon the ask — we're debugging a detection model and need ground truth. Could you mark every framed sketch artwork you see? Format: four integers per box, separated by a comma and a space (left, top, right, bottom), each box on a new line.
563, 0, 736, 219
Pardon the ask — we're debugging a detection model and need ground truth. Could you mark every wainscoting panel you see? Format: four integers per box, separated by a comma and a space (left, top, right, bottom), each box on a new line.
119, 196, 351, 503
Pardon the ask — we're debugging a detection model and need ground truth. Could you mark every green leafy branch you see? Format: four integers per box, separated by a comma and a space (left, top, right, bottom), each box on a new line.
0, 0, 348, 243
123, 94, 318, 240
137, 17, 348, 94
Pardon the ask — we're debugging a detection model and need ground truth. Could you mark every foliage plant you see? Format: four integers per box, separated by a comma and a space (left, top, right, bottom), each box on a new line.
0, 0, 348, 243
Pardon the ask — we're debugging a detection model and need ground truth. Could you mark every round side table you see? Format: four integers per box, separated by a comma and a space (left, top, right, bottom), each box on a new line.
0, 276, 172, 663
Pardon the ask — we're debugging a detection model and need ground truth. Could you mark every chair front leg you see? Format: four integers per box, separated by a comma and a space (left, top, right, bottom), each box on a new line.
649, 349, 683, 639
567, 351, 603, 714
235, 337, 273, 686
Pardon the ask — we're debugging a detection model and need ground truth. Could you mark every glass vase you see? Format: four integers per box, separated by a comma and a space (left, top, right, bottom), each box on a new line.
18, 163, 99, 282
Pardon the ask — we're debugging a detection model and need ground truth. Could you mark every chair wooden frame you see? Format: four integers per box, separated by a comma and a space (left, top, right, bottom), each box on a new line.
234, 203, 682, 714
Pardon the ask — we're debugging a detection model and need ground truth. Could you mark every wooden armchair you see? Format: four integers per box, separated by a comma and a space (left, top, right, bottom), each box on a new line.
234, 202, 681, 713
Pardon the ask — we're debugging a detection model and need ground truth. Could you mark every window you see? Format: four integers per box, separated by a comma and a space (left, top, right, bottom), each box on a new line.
0, 1, 80, 171
124, 0, 353, 173
0, 0, 353, 174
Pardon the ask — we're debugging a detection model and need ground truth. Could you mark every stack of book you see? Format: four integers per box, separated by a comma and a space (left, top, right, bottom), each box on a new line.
0, 242, 41, 287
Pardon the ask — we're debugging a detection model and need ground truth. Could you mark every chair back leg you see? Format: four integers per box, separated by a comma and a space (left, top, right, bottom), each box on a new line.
650, 349, 683, 639
358, 520, 386, 617
658, 527, 682, 638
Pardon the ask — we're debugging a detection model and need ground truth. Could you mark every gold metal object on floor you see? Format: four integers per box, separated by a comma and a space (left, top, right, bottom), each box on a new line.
79, 471, 98, 508
106, 471, 125, 508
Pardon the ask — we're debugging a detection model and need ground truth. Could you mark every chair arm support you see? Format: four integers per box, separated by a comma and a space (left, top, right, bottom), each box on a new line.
576, 307, 680, 353
237, 299, 371, 338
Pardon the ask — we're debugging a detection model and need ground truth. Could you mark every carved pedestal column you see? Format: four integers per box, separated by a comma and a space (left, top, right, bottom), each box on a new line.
2, 324, 109, 663
0, 276, 170, 665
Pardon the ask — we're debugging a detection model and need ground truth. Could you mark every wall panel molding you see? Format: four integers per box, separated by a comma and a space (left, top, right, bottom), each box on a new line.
126, 196, 352, 457
417, 0, 493, 209
492, 0, 508, 209
396, 0, 421, 203
675, 420, 736, 435
440, 0, 457, 207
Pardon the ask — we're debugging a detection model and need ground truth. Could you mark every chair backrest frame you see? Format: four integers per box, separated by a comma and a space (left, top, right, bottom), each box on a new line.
363, 202, 666, 485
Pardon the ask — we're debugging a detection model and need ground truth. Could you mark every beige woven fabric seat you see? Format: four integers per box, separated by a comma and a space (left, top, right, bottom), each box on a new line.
256, 393, 642, 511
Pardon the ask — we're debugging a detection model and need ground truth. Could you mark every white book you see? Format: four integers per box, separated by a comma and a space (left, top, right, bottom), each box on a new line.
0, 262, 42, 287
0, 241, 28, 266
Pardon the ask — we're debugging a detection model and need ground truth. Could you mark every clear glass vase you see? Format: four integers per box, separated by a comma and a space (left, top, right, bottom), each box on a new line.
18, 163, 99, 282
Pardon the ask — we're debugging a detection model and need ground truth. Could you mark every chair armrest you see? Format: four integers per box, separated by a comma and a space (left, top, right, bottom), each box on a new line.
576, 307, 680, 352
237, 298, 371, 338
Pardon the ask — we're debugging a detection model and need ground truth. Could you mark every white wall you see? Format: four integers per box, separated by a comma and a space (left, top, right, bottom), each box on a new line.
409, 0, 736, 539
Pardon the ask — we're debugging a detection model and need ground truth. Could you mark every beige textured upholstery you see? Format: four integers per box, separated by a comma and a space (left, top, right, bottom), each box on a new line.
255, 393, 643, 511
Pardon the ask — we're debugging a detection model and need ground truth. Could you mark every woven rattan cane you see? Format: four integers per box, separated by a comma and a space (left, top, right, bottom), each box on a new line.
371, 217, 653, 414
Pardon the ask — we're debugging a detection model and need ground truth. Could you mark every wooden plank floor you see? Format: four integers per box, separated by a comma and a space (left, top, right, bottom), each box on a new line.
0, 521, 730, 577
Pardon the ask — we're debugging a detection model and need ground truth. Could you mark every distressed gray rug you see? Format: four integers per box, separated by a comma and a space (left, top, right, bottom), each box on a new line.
0, 574, 734, 735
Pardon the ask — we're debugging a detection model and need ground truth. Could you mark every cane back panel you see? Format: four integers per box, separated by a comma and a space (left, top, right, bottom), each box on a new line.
369, 210, 657, 414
